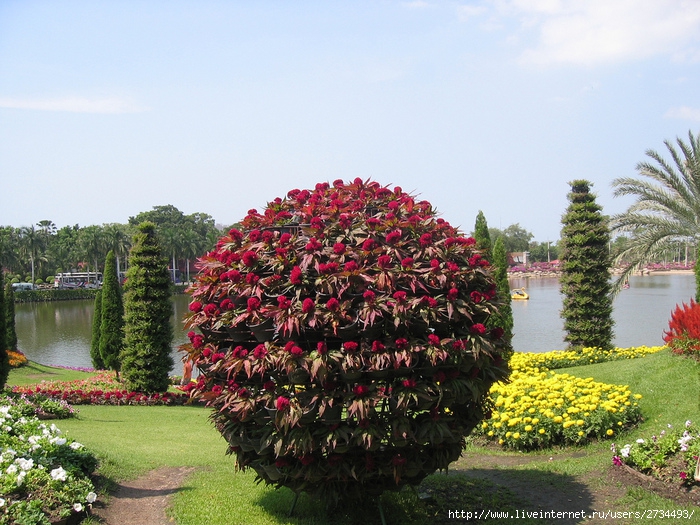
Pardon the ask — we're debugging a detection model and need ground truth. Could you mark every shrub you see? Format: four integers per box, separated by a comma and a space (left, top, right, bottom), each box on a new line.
183, 179, 510, 507
663, 299, 700, 360
7, 350, 27, 368
0, 398, 98, 524
99, 250, 124, 375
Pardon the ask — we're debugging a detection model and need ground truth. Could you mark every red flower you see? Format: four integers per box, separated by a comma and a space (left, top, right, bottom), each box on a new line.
371, 341, 385, 353
253, 345, 268, 360
276, 396, 290, 411
188, 301, 202, 313
299, 455, 315, 466
490, 327, 505, 340
229, 228, 243, 242
248, 229, 262, 242
447, 288, 459, 301
242, 250, 258, 267
470, 323, 487, 335
211, 352, 226, 363
317, 341, 328, 355
343, 341, 359, 352
290, 345, 304, 357
353, 385, 369, 396
204, 303, 218, 316
220, 298, 234, 310
420, 233, 432, 247
277, 295, 292, 309
378, 255, 393, 269
212, 385, 223, 395
422, 296, 438, 308
470, 291, 484, 303
247, 297, 261, 312
392, 291, 407, 303
191, 335, 204, 349
279, 232, 292, 245
362, 239, 376, 251
339, 214, 353, 228
395, 337, 409, 350
275, 458, 290, 468
305, 238, 322, 251
402, 378, 416, 388
430, 259, 440, 271
290, 265, 303, 285
363, 290, 376, 304
302, 298, 315, 313
326, 297, 340, 311
333, 242, 346, 254
246, 273, 259, 285
345, 260, 359, 272
428, 334, 441, 346
401, 257, 414, 268
385, 230, 402, 244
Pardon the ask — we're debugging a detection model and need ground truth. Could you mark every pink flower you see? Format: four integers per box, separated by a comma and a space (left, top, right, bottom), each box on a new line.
276, 396, 290, 411
612, 456, 623, 466
680, 472, 688, 480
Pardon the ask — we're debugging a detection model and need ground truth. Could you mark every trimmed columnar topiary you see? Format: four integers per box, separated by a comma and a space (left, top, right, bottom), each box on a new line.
0, 271, 8, 389
121, 222, 174, 393
560, 180, 614, 349
4, 282, 18, 352
99, 250, 124, 376
183, 179, 510, 507
90, 290, 105, 369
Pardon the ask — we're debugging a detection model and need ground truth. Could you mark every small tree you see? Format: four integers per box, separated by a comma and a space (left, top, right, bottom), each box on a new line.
560, 180, 614, 349
4, 282, 17, 352
99, 250, 124, 376
491, 236, 513, 355
121, 222, 174, 393
474, 210, 492, 260
90, 290, 105, 369
0, 272, 9, 389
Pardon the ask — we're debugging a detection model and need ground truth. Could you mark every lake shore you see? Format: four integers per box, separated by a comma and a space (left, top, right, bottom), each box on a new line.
508, 268, 695, 279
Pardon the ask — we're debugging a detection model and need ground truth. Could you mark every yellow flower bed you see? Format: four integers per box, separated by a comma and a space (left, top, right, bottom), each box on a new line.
477, 346, 661, 450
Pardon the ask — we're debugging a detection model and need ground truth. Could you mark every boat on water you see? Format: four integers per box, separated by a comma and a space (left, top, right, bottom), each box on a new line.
511, 287, 529, 300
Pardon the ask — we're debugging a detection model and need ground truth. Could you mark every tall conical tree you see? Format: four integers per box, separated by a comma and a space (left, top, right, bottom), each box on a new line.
560, 180, 614, 350
491, 236, 513, 357
90, 290, 105, 369
4, 282, 17, 352
121, 222, 174, 393
0, 272, 9, 389
474, 210, 492, 260
99, 250, 124, 376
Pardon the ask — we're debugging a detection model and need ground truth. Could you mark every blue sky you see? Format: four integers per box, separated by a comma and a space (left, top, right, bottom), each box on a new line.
1, 0, 700, 243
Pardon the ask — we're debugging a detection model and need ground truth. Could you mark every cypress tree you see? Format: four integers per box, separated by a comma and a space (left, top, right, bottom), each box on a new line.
0, 272, 9, 389
560, 180, 614, 349
491, 236, 513, 357
4, 282, 17, 352
90, 290, 105, 369
99, 250, 124, 376
474, 210, 492, 260
121, 222, 174, 393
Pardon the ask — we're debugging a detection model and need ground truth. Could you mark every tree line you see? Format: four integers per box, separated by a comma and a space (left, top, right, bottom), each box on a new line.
0, 205, 223, 285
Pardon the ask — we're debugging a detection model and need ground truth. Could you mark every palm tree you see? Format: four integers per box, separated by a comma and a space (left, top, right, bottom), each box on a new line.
103, 223, 131, 278
611, 130, 700, 297
79, 225, 105, 285
19, 225, 44, 284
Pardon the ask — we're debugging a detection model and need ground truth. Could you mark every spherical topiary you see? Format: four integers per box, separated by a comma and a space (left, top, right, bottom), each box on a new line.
182, 179, 510, 507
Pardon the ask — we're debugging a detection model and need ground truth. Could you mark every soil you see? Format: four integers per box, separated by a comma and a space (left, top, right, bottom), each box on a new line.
87, 455, 700, 525
88, 467, 196, 525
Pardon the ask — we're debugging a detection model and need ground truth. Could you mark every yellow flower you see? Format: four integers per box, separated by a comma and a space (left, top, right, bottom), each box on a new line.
606, 429, 614, 436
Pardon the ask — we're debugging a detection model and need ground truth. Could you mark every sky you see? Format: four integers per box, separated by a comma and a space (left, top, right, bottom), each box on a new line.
2, 0, 700, 243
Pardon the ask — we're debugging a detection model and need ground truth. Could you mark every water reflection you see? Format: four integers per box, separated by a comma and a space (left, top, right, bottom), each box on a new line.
14, 273, 697, 369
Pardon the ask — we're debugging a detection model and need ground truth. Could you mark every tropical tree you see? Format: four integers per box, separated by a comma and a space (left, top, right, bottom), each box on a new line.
90, 290, 104, 369
121, 222, 174, 392
103, 223, 131, 278
473, 210, 492, 260
611, 130, 700, 298
19, 225, 45, 284
4, 282, 17, 352
99, 250, 124, 377
491, 236, 513, 356
79, 225, 105, 284
560, 180, 614, 350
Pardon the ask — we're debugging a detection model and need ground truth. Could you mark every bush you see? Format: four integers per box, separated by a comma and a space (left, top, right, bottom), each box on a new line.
183, 179, 510, 507
663, 299, 700, 360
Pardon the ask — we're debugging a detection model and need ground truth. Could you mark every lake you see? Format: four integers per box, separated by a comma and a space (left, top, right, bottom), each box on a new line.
14, 272, 695, 372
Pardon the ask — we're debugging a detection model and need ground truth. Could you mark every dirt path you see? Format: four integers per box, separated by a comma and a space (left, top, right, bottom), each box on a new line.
90, 467, 196, 525
88, 456, 699, 525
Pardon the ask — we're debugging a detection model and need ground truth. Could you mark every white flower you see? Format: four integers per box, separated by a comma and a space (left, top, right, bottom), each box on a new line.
620, 444, 632, 458
636, 438, 645, 444
0, 498, 5, 507
16, 470, 26, 486
15, 458, 34, 471
86, 492, 97, 503
6, 464, 17, 475
50, 437, 67, 446
69, 442, 83, 450
686, 420, 692, 428
73, 503, 83, 512
50, 467, 67, 481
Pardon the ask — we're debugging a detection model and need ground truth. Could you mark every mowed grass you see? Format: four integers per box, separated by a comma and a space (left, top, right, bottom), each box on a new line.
6, 350, 699, 525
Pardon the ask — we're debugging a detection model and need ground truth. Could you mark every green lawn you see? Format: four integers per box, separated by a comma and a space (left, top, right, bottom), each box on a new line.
7, 351, 699, 525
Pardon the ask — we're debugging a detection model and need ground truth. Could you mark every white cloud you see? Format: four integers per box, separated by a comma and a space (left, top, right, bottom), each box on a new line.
0, 96, 148, 114
491, 0, 700, 66
402, 1, 433, 9
457, 5, 487, 21
664, 106, 700, 122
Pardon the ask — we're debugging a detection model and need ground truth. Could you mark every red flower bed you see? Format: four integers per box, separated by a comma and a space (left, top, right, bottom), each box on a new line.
182, 178, 510, 505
